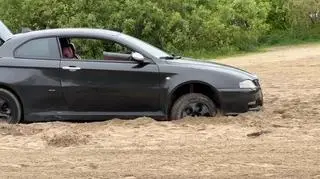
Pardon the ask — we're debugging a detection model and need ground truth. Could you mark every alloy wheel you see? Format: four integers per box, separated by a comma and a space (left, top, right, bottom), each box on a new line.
0, 98, 12, 121
181, 102, 211, 118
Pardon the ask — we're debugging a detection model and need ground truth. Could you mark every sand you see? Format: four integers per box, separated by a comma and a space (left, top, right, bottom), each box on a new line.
0, 44, 319, 179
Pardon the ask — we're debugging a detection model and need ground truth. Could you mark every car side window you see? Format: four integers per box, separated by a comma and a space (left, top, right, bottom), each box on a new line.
15, 37, 60, 59
59, 37, 134, 61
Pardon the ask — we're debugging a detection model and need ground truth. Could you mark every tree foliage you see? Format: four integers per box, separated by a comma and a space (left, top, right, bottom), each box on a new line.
0, 0, 318, 56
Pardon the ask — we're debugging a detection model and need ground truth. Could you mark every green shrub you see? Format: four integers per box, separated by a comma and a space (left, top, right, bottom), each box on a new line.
0, 0, 318, 58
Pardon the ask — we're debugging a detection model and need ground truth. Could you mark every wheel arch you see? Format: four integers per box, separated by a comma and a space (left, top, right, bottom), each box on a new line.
167, 80, 221, 116
0, 83, 24, 120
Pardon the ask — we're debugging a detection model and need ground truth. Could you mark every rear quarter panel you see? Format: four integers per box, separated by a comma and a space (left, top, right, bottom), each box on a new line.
0, 57, 64, 115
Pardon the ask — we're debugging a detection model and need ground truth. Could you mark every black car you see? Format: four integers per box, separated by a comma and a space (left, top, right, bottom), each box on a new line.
0, 21, 263, 124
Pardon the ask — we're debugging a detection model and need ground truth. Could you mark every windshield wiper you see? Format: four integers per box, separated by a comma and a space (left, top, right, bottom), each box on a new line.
159, 54, 182, 60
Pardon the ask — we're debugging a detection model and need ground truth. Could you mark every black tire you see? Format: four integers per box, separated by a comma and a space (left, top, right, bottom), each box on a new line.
0, 89, 22, 124
170, 93, 218, 120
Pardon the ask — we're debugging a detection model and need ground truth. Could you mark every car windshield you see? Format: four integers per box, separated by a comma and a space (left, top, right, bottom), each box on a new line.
119, 33, 170, 59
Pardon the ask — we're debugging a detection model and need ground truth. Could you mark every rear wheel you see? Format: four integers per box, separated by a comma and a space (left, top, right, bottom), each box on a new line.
170, 93, 218, 120
0, 89, 21, 124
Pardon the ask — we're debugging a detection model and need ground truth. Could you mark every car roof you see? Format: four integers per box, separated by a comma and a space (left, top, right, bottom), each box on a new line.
11, 28, 122, 40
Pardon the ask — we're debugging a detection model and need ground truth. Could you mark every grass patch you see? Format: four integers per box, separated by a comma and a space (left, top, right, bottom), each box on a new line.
182, 29, 320, 60
183, 49, 255, 60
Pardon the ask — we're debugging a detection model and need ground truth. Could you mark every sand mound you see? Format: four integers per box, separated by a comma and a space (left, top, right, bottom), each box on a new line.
42, 131, 91, 147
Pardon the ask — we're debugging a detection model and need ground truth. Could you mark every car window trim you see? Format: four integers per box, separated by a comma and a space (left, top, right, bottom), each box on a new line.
13, 36, 60, 60
60, 58, 155, 65
56, 36, 64, 59
57, 35, 155, 64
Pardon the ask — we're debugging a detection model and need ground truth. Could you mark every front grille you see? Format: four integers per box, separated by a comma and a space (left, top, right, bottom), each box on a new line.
253, 79, 260, 87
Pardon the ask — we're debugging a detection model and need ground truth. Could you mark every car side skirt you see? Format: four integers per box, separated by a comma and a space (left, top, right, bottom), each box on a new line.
23, 111, 166, 122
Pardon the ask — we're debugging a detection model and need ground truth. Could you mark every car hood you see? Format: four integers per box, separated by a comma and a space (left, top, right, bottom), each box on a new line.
167, 58, 258, 80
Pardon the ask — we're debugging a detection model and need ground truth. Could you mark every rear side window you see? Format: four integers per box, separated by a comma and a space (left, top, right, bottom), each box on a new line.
15, 37, 60, 59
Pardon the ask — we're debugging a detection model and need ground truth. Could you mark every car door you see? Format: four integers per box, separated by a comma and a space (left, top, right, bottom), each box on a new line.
59, 37, 161, 114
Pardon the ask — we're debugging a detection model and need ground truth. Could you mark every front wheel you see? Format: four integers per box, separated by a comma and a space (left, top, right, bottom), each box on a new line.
170, 93, 218, 120
0, 89, 22, 124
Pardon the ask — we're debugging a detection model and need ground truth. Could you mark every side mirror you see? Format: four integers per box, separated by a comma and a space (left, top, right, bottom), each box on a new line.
131, 52, 145, 63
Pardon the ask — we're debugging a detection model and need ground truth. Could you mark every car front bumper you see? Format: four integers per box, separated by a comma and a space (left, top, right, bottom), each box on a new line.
219, 88, 263, 115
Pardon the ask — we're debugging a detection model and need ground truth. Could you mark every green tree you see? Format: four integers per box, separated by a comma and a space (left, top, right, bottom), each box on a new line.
0, 0, 317, 57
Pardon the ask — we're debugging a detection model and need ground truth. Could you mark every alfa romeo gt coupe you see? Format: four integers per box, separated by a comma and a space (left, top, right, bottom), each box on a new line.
0, 21, 263, 124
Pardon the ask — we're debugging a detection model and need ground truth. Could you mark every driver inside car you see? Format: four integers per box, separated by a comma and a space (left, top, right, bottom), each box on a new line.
62, 45, 74, 58
62, 43, 81, 59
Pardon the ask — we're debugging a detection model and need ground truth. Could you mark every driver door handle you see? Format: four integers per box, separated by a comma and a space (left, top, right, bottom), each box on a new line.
62, 66, 81, 72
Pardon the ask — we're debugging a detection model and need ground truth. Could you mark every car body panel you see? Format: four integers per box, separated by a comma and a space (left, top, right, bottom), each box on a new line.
157, 58, 258, 96
163, 58, 258, 88
60, 60, 161, 112
219, 88, 263, 114
0, 58, 66, 114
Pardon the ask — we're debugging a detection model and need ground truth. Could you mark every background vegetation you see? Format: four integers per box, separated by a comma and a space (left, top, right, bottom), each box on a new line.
0, 0, 319, 58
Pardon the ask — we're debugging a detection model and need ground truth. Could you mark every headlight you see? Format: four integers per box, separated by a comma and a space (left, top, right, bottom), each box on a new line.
239, 80, 257, 89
